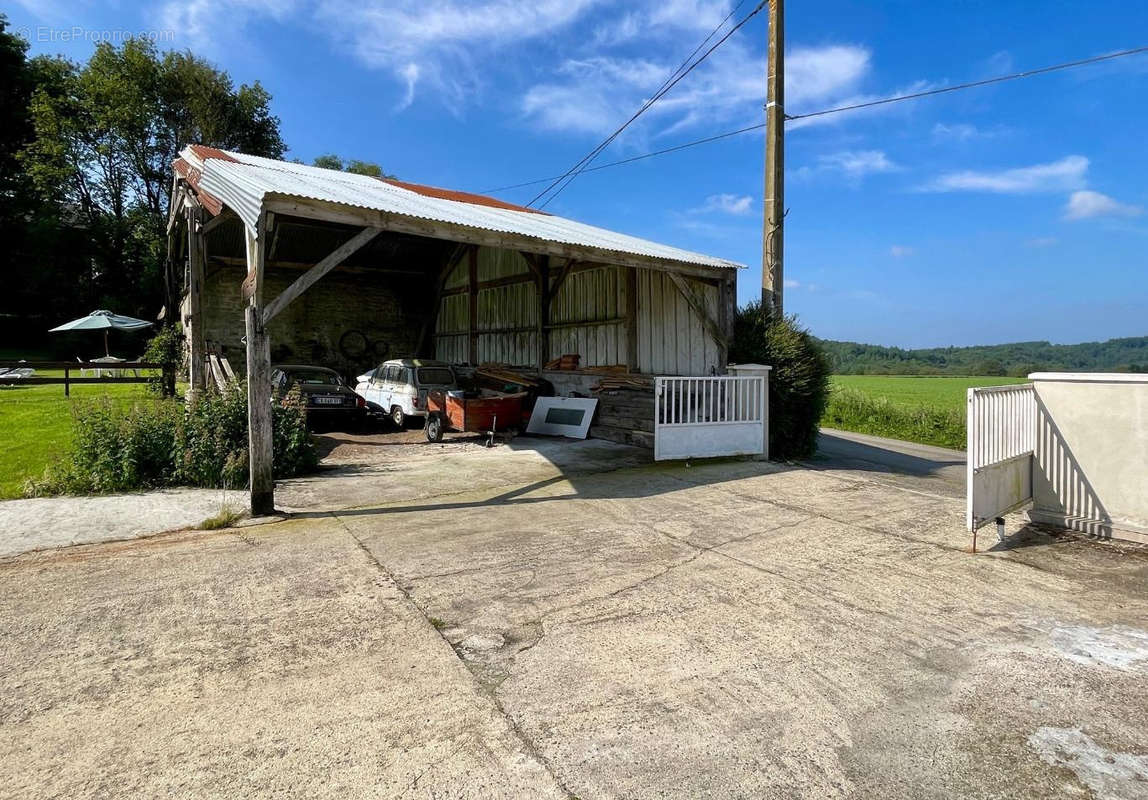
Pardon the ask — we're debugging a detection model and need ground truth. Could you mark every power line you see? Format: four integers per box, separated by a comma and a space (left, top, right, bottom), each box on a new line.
483, 122, 767, 193
531, 0, 764, 209
785, 44, 1148, 122
528, 0, 768, 209
489, 44, 1148, 199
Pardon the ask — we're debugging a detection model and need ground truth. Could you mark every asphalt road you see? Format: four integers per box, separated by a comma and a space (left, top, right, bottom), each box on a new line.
812, 427, 966, 498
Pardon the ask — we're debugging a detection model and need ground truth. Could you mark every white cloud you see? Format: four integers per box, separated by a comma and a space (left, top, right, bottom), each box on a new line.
1064, 190, 1144, 220
818, 150, 897, 178
783, 278, 801, 289
889, 245, 914, 258
785, 45, 870, 106
396, 62, 420, 110
521, 40, 871, 138
162, 0, 603, 107
922, 155, 1089, 194
695, 193, 753, 215
932, 122, 982, 141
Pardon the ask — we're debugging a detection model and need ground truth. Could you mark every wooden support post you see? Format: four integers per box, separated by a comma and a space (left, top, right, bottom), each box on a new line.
187, 205, 206, 399
244, 222, 274, 516
625, 266, 639, 372
718, 272, 736, 371
467, 246, 479, 365
535, 255, 550, 370
64, 367, 70, 397
417, 243, 468, 358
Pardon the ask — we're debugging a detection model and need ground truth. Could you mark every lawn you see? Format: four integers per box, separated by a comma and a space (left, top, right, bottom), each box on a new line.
829, 375, 1028, 411
0, 377, 154, 499
822, 375, 1029, 449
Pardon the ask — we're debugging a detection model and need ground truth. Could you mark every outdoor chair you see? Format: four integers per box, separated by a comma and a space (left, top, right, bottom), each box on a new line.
77, 356, 94, 378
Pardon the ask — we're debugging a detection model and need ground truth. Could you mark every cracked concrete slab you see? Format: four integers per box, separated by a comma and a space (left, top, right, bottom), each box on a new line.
2, 432, 1146, 798
0, 518, 565, 799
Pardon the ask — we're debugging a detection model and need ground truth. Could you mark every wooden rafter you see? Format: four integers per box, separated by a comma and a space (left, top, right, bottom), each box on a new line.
666, 271, 728, 352
262, 226, 383, 325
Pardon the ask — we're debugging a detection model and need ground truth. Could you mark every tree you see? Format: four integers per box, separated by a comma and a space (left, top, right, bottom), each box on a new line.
313, 154, 393, 178
729, 301, 831, 459
312, 153, 343, 170
13, 38, 285, 325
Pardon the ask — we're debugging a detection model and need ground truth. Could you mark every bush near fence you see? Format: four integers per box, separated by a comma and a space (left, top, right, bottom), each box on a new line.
26, 381, 317, 496
821, 385, 966, 450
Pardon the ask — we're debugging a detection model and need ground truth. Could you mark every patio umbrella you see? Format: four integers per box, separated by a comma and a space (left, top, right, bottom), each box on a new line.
49, 309, 153, 358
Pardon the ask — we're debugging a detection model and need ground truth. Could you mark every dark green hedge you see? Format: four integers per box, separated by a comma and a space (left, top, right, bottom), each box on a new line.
729, 301, 831, 459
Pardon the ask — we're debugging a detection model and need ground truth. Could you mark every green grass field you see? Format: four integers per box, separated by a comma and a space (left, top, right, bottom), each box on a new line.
0, 375, 155, 499
829, 375, 1028, 410
822, 375, 1029, 449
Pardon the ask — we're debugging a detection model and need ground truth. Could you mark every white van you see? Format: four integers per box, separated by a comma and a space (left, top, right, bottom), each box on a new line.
355, 358, 458, 428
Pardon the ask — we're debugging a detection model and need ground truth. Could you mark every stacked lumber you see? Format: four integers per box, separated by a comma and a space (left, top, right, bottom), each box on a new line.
589, 378, 655, 450
544, 353, 581, 371
591, 374, 654, 392
475, 363, 544, 388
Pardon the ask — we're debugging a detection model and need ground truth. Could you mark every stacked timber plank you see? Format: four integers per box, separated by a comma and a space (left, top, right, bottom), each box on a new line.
590, 375, 655, 449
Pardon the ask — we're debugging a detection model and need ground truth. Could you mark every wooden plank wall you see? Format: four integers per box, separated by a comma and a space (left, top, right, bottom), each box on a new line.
433, 245, 725, 374
636, 269, 722, 376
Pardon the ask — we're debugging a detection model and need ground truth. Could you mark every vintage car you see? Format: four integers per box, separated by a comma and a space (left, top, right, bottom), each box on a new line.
272, 364, 367, 430
354, 358, 458, 428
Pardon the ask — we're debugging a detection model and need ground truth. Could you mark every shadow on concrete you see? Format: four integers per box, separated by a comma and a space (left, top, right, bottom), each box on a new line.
285, 434, 799, 520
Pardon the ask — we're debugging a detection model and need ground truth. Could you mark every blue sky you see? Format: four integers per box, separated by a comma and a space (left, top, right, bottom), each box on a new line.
11, 0, 1148, 348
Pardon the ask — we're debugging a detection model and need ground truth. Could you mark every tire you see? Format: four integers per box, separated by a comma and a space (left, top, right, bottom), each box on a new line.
391, 405, 406, 429
425, 414, 444, 442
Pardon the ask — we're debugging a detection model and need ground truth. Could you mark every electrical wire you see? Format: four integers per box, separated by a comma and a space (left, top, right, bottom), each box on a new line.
483, 122, 767, 193
489, 44, 1148, 199
785, 44, 1148, 121
528, 0, 768, 208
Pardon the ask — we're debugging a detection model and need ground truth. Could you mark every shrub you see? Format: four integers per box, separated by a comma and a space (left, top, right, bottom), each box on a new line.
822, 386, 965, 450
143, 324, 183, 397
32, 397, 183, 494
27, 380, 317, 496
729, 301, 831, 459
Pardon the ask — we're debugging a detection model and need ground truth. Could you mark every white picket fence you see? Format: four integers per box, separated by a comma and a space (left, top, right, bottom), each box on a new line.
966, 383, 1036, 531
654, 375, 767, 461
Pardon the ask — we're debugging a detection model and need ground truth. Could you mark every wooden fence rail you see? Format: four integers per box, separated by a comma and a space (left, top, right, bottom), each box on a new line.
0, 361, 169, 397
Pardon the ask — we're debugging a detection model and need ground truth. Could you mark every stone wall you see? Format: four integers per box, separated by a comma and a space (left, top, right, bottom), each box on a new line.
200, 264, 431, 380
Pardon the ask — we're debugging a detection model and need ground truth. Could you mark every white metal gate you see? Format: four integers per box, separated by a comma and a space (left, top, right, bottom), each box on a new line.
654, 376, 766, 461
966, 384, 1036, 531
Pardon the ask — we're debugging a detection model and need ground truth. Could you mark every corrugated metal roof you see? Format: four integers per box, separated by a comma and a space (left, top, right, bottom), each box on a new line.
178, 146, 743, 271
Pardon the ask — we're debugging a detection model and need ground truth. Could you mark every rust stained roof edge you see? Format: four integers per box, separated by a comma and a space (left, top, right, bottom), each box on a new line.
378, 177, 550, 216
174, 157, 224, 216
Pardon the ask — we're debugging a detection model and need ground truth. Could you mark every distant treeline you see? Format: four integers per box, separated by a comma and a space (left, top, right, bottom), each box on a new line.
816, 336, 1148, 376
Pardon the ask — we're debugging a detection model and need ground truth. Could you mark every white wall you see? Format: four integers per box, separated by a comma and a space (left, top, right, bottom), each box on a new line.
1029, 373, 1148, 543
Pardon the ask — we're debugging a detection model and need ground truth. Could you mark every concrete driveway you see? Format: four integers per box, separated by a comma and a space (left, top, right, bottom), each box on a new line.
2, 431, 1147, 798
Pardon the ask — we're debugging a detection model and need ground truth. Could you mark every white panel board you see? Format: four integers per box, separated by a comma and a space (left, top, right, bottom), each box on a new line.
655, 423, 763, 461
970, 454, 1034, 529
527, 397, 598, 438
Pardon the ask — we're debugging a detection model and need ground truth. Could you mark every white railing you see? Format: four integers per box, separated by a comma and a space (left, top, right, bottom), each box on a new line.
654, 375, 766, 461
967, 383, 1036, 469
966, 383, 1036, 530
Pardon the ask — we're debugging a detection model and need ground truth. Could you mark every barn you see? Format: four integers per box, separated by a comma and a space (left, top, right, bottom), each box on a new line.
168, 145, 747, 512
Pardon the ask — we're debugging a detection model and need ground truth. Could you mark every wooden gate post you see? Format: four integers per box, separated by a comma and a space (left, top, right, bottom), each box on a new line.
245, 304, 274, 515
244, 221, 274, 515
187, 203, 206, 400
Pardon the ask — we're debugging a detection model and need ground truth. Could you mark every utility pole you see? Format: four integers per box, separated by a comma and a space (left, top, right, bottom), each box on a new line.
762, 0, 784, 317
